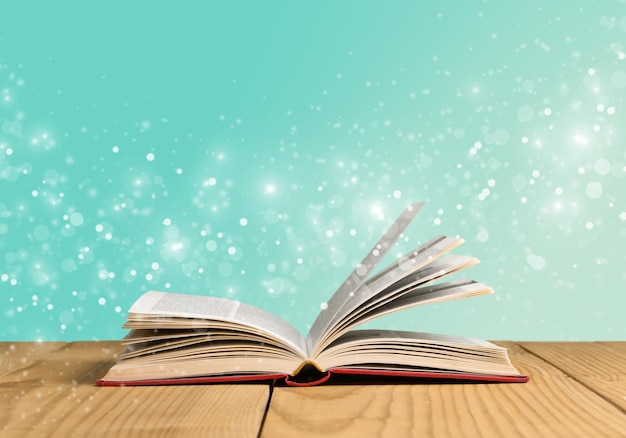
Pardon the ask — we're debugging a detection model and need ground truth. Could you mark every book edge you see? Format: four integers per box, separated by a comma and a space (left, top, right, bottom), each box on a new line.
96, 369, 529, 387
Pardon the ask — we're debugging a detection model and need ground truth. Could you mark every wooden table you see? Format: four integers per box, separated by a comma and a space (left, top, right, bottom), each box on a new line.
1, 341, 625, 437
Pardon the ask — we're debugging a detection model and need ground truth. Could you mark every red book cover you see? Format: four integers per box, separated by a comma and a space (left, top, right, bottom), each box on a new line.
97, 369, 529, 387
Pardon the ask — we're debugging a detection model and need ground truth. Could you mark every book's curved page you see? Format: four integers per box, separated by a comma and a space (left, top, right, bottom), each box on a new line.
128, 291, 307, 358
119, 328, 304, 361
312, 280, 494, 359
309, 240, 467, 357
333, 279, 490, 339
306, 202, 424, 352
100, 352, 303, 382
311, 258, 485, 354
315, 329, 524, 377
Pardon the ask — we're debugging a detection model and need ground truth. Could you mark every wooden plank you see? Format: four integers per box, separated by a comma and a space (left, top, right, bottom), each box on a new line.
0, 341, 123, 387
0, 342, 66, 378
1, 384, 270, 437
521, 341, 626, 411
0, 342, 271, 437
261, 342, 626, 437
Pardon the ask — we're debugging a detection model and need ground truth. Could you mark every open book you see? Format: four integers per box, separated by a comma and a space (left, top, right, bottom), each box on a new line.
98, 203, 528, 386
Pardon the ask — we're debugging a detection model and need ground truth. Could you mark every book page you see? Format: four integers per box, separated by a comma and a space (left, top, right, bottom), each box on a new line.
129, 291, 307, 358
305, 202, 424, 353
308, 235, 465, 356
315, 329, 521, 376
328, 239, 466, 330
332, 255, 479, 334
311, 279, 493, 356
323, 329, 506, 351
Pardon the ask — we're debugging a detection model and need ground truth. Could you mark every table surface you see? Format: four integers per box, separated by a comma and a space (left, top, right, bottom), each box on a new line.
1, 341, 625, 437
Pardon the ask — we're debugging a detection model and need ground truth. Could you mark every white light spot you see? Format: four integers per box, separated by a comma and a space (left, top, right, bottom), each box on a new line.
171, 242, 183, 251
527, 254, 546, 270
477, 229, 489, 242
585, 181, 603, 199
69, 212, 84, 227
355, 263, 368, 276
594, 158, 611, 175
146, 152, 155, 161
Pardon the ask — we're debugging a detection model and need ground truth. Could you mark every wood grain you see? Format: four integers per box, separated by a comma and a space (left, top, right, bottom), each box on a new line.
0, 341, 271, 437
0, 341, 122, 389
1, 384, 270, 437
521, 341, 626, 411
0, 342, 66, 378
2, 341, 626, 437
261, 342, 626, 437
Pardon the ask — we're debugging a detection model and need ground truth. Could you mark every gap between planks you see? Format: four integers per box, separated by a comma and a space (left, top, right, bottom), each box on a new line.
519, 341, 626, 415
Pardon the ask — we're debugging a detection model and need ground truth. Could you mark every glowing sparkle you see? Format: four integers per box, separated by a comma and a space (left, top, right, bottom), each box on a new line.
171, 242, 183, 251
573, 134, 588, 145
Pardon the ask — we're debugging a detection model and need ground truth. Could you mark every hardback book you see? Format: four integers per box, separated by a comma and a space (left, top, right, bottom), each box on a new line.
98, 203, 528, 387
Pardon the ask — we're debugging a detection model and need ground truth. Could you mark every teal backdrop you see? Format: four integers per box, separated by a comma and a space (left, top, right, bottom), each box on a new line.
1, 1, 625, 341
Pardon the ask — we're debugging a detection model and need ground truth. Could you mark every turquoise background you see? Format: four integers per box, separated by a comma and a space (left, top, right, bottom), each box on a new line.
1, 1, 625, 341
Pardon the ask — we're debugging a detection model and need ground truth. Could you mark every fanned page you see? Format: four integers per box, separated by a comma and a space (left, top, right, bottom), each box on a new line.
127, 291, 307, 359
306, 202, 424, 352
309, 236, 467, 356
312, 279, 493, 358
